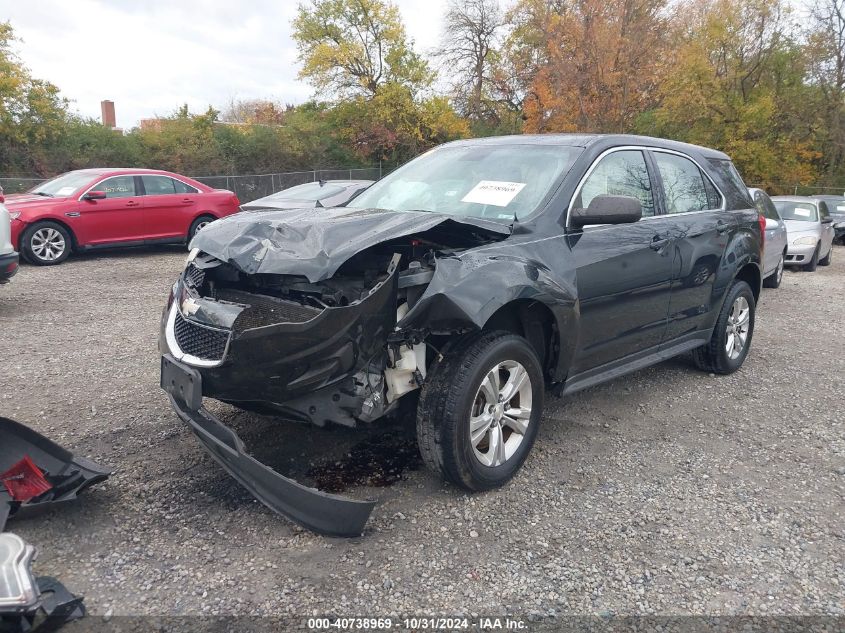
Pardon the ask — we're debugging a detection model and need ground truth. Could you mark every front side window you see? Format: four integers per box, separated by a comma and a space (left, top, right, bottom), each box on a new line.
347, 144, 582, 222
575, 150, 655, 217
654, 153, 720, 214
773, 201, 819, 222
95, 176, 136, 198
819, 201, 831, 220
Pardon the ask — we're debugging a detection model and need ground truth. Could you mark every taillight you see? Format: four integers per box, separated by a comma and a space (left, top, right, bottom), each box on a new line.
758, 213, 766, 255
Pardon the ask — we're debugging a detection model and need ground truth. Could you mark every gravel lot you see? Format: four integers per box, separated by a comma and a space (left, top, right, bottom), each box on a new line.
0, 244, 843, 620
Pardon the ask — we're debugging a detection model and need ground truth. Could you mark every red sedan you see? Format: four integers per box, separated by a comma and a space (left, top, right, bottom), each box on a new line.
6, 168, 240, 265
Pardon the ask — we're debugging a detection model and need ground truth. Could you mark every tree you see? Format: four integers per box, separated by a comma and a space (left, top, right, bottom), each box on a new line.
507, 0, 670, 133
292, 0, 432, 98
642, 0, 818, 189
0, 22, 70, 174
435, 0, 505, 122
805, 0, 845, 181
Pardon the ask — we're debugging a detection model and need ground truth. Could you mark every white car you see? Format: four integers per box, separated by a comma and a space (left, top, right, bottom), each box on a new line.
0, 195, 19, 284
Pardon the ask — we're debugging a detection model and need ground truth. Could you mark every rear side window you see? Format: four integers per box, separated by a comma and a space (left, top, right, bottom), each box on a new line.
142, 175, 176, 195
576, 150, 655, 217
96, 176, 136, 198
653, 152, 721, 214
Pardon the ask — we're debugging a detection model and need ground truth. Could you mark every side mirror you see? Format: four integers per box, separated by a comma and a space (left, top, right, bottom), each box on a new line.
570, 195, 642, 228
83, 190, 106, 201
765, 218, 779, 230
821, 216, 833, 224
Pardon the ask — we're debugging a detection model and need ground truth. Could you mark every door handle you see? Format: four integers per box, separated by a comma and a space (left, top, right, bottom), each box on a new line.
126, 200, 140, 207
716, 220, 730, 234
182, 198, 194, 204
650, 235, 670, 251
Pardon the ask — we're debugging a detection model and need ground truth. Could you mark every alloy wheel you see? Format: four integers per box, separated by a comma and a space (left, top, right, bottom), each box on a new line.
469, 360, 533, 467
31, 228, 66, 262
776, 256, 784, 284
194, 220, 212, 234
725, 296, 750, 360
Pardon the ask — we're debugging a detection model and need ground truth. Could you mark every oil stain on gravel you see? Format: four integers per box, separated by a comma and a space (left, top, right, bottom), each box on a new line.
306, 430, 422, 492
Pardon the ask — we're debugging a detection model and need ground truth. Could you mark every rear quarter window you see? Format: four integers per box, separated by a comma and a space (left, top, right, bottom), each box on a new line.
707, 159, 753, 210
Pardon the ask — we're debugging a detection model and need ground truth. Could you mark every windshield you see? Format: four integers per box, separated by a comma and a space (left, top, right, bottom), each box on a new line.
347, 144, 582, 222
30, 171, 99, 197
268, 182, 345, 202
774, 201, 819, 222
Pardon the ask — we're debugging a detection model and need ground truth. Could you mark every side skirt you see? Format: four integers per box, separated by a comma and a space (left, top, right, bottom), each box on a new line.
561, 332, 709, 397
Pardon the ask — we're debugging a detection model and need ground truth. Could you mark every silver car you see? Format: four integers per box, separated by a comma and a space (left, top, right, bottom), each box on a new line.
771, 196, 835, 271
749, 188, 788, 288
241, 180, 373, 211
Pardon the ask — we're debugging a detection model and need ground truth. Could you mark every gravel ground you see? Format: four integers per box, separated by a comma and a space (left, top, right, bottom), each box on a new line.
0, 244, 843, 620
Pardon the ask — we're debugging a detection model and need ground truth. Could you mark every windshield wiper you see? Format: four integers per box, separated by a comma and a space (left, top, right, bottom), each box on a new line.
33, 191, 53, 197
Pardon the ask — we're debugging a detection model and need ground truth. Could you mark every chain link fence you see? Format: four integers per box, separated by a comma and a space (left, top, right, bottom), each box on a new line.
0, 167, 383, 203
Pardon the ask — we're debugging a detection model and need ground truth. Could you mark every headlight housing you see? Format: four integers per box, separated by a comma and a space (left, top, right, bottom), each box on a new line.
792, 236, 817, 246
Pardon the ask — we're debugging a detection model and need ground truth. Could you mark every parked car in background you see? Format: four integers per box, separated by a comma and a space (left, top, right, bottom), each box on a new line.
810, 194, 845, 243
160, 133, 763, 536
240, 180, 373, 211
772, 196, 835, 271
0, 196, 19, 284
5, 169, 240, 266
749, 188, 788, 288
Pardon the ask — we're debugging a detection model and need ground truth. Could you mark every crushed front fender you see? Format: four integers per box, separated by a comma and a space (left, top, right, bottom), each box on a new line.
166, 394, 376, 537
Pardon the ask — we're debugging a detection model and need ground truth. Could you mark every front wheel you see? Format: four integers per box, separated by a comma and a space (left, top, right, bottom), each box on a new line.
692, 280, 755, 374
818, 244, 832, 266
416, 331, 544, 491
763, 254, 784, 288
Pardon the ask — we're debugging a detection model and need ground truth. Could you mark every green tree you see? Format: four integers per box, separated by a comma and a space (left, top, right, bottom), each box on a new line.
0, 22, 70, 174
292, 0, 432, 98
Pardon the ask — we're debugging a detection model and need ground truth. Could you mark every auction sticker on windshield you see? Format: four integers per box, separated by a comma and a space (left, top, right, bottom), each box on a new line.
794, 208, 812, 217
461, 181, 526, 207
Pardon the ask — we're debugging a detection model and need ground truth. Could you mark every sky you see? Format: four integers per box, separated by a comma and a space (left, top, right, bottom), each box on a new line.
0, 0, 449, 128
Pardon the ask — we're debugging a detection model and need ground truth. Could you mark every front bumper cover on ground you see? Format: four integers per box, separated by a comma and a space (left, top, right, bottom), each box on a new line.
163, 358, 375, 537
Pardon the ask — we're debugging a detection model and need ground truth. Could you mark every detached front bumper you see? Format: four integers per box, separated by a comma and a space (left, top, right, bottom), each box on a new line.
0, 251, 18, 284
162, 354, 376, 537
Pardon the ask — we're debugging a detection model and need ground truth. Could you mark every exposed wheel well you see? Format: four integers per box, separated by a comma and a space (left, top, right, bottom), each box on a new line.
20, 219, 78, 251
735, 263, 761, 302
482, 300, 557, 379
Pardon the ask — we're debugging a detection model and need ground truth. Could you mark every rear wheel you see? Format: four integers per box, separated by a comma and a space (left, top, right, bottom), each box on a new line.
187, 215, 215, 247
763, 253, 784, 288
416, 331, 544, 491
804, 244, 820, 271
818, 244, 832, 266
21, 221, 72, 266
692, 280, 755, 375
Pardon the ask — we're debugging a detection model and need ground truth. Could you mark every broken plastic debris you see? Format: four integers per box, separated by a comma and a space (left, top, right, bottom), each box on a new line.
0, 456, 52, 503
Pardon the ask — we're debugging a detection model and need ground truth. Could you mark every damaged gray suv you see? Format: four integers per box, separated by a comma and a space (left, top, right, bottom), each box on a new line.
160, 134, 764, 536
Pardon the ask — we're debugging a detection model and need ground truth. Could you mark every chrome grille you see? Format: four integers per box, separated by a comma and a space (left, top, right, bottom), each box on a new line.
185, 264, 205, 288
215, 289, 323, 331
173, 312, 229, 361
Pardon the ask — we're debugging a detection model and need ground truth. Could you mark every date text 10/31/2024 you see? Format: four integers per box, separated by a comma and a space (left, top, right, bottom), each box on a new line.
306, 617, 528, 630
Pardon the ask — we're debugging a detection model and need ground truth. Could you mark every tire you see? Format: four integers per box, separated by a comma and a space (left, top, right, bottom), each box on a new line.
416, 330, 544, 491
804, 244, 819, 272
763, 253, 784, 288
187, 215, 215, 247
818, 244, 832, 266
692, 280, 755, 375
20, 221, 72, 266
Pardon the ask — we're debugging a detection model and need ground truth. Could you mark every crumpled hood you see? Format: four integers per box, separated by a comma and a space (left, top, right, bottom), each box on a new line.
189, 206, 511, 282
